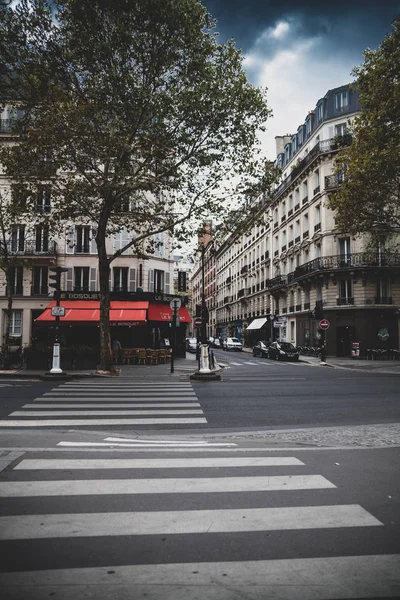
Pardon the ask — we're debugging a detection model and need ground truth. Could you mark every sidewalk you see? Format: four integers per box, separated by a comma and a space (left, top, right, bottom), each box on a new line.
241, 347, 400, 375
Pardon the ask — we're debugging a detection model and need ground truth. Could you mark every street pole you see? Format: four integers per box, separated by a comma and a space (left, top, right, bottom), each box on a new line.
48, 266, 68, 375
320, 329, 327, 364
201, 245, 207, 344
170, 302, 178, 374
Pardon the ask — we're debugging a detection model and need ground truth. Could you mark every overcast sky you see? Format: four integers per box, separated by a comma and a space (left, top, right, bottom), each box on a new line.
203, 0, 400, 159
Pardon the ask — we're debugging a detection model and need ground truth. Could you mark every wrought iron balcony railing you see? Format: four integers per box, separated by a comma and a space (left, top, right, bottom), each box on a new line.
267, 275, 287, 290
293, 252, 400, 281
7, 241, 57, 255
375, 296, 392, 304
337, 297, 354, 305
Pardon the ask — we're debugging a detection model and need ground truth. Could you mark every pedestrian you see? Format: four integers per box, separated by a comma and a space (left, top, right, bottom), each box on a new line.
112, 339, 122, 350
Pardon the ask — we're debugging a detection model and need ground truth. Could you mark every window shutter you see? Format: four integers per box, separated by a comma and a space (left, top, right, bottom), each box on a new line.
65, 268, 73, 291
148, 269, 154, 292
89, 267, 97, 291
65, 227, 75, 254
114, 230, 122, 251
165, 271, 171, 294
90, 229, 97, 255
129, 268, 137, 292
122, 228, 130, 255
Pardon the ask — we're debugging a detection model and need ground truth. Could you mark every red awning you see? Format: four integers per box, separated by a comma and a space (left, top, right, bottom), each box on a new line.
36, 300, 148, 323
147, 302, 192, 323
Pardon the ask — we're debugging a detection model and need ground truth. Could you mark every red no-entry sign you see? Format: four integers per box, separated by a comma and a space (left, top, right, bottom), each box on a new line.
319, 319, 330, 330
193, 317, 202, 328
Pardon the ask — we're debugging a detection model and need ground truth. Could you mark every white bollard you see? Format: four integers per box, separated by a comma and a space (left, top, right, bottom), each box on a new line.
199, 343, 211, 373
50, 343, 63, 374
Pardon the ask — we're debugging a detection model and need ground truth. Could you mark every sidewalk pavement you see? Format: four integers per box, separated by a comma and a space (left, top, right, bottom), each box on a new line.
241, 346, 400, 375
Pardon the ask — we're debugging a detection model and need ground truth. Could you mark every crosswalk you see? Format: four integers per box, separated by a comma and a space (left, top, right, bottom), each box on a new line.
0, 450, 398, 599
0, 380, 208, 428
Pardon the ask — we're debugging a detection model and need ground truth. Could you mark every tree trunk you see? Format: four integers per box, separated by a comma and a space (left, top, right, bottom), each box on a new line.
4, 268, 13, 348
97, 234, 114, 372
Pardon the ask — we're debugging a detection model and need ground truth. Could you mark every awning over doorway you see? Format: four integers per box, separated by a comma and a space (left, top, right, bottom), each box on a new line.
36, 300, 148, 323
147, 302, 192, 323
246, 317, 268, 331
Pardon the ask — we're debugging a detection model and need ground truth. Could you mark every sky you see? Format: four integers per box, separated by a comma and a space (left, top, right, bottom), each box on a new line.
203, 0, 400, 159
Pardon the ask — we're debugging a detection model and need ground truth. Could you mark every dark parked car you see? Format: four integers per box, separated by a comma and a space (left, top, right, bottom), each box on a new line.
252, 341, 270, 358
268, 341, 299, 361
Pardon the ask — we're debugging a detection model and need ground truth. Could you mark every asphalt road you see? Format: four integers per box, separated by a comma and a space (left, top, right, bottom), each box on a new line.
0, 445, 399, 599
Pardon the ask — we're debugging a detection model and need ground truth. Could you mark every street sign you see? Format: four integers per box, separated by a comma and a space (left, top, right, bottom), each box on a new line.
51, 306, 66, 317
193, 317, 202, 328
169, 297, 182, 311
319, 319, 330, 330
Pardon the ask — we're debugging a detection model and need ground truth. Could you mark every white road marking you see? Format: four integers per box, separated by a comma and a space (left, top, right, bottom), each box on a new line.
244, 361, 259, 365
56, 441, 236, 448
35, 396, 197, 402
15, 456, 304, 470
0, 475, 335, 497
24, 403, 201, 408
0, 417, 207, 427
1, 555, 397, 600
11, 409, 204, 416
229, 362, 242, 365
44, 391, 197, 396
0, 505, 381, 540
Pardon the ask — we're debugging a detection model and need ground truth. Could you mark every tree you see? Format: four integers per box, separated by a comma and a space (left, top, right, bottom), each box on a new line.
0, 0, 276, 372
329, 19, 400, 238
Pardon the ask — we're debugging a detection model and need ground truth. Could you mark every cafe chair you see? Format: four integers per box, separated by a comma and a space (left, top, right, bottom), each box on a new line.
137, 348, 147, 365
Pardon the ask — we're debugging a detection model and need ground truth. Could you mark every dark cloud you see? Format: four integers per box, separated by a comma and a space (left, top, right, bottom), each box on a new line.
203, 0, 400, 56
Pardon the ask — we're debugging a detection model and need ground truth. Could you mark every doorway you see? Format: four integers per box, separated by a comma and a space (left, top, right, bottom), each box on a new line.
336, 326, 355, 357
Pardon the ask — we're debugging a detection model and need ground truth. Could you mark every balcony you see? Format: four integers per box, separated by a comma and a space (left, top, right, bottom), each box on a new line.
337, 297, 354, 306
226, 276, 232, 284
282, 307, 287, 314
241, 265, 248, 275
296, 304, 302, 311
274, 250, 279, 257
303, 230, 309, 239
295, 236, 301, 244
223, 295, 233, 304
375, 297, 392, 304
294, 203, 300, 212
0, 119, 21, 134
31, 286, 49, 296
267, 275, 287, 290
274, 221, 279, 229
281, 215, 286, 223
281, 245, 286, 252
313, 186, 320, 196
314, 223, 321, 232
288, 208, 293, 217
288, 240, 294, 248
289, 305, 294, 313
7, 241, 57, 256
287, 271, 295, 284
304, 302, 310, 310
302, 196, 308, 205
294, 252, 400, 282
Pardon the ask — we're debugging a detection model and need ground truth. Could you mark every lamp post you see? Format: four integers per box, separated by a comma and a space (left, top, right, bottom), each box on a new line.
270, 314, 275, 342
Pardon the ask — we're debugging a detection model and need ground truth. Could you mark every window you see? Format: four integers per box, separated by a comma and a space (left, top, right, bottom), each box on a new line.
11, 226, 25, 252
113, 267, 128, 292
339, 238, 351, 264
154, 232, 165, 258
8, 310, 23, 337
9, 266, 23, 295
74, 267, 90, 292
36, 187, 51, 212
376, 279, 391, 303
339, 279, 352, 302
314, 170, 320, 194
335, 91, 348, 112
35, 226, 49, 252
335, 123, 347, 137
32, 266, 48, 295
154, 269, 164, 293
75, 226, 90, 254
317, 102, 323, 121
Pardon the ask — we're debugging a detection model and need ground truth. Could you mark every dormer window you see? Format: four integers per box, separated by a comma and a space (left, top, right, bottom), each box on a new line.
335, 90, 348, 113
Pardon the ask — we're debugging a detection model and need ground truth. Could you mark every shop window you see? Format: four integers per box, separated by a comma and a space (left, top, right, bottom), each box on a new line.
8, 310, 23, 337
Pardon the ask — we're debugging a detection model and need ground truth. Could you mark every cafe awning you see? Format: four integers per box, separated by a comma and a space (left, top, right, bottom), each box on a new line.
246, 317, 268, 330
36, 300, 148, 323
148, 302, 192, 323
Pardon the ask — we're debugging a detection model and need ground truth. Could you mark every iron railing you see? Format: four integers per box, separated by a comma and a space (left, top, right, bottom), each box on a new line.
7, 241, 57, 255
294, 252, 400, 281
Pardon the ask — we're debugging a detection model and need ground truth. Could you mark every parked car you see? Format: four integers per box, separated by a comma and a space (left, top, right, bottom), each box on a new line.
252, 341, 270, 358
268, 341, 299, 361
186, 337, 198, 353
212, 338, 221, 349
223, 337, 243, 351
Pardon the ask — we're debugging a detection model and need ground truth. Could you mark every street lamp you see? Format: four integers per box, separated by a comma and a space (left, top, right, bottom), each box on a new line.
199, 240, 214, 344
269, 314, 275, 342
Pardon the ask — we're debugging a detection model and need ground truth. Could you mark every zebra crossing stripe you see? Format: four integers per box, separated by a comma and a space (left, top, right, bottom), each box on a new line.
0, 475, 335, 497
55, 441, 235, 448
35, 397, 197, 402
10, 409, 204, 417
15, 456, 305, 469
0, 417, 207, 427
0, 504, 381, 540
1, 555, 397, 600
24, 403, 201, 408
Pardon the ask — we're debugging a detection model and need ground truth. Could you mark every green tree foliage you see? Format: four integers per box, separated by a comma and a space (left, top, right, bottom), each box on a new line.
329, 20, 400, 236
0, 0, 276, 371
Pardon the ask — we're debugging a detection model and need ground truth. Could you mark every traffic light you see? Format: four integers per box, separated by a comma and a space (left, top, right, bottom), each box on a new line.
49, 266, 68, 299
